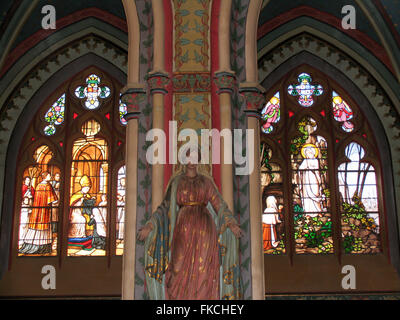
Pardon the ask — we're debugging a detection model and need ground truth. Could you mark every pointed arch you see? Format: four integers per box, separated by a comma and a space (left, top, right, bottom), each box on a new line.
259, 52, 400, 278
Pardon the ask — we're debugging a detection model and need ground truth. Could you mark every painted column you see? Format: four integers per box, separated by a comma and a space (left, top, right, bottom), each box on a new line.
121, 87, 145, 300
121, 0, 141, 300
239, 83, 266, 300
150, 0, 169, 211
214, 0, 235, 211
147, 73, 169, 211
214, 72, 236, 211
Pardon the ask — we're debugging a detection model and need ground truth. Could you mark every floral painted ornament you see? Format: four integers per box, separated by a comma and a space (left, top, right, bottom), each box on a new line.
44, 93, 65, 136
288, 73, 324, 107
75, 74, 111, 110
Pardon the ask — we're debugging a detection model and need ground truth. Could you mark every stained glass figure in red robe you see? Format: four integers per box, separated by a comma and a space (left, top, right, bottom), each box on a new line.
332, 92, 354, 132
261, 93, 280, 134
19, 172, 57, 254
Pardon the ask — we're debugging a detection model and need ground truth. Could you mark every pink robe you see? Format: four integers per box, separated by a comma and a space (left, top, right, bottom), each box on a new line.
165, 175, 222, 300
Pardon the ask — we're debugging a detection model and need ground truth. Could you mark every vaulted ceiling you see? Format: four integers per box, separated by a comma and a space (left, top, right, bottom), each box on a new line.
0, 0, 399, 79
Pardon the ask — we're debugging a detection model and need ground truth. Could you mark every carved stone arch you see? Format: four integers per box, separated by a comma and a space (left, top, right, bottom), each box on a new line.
259, 0, 400, 81
259, 50, 400, 275
257, 25, 400, 113
0, 19, 128, 114
0, 34, 127, 175
0, 53, 127, 279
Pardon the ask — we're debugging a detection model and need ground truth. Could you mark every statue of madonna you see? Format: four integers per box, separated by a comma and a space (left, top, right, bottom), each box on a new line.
138, 149, 243, 300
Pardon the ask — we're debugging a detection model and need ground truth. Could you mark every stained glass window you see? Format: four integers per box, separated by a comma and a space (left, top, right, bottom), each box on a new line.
291, 118, 333, 254
261, 69, 385, 259
74, 74, 111, 110
332, 91, 355, 132
15, 69, 126, 259
261, 142, 285, 255
261, 92, 280, 134
116, 165, 126, 255
44, 94, 65, 136
19, 145, 60, 256
68, 120, 109, 256
288, 73, 323, 107
338, 143, 381, 254
119, 98, 128, 125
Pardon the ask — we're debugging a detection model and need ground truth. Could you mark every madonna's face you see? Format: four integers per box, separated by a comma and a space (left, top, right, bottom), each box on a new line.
187, 150, 200, 170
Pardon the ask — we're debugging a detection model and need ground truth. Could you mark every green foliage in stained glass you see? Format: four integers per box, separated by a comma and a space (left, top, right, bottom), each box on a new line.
44, 94, 65, 136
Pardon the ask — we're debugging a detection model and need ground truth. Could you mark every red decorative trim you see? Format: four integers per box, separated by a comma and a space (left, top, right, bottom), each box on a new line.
257, 6, 394, 74
164, 0, 173, 191
211, 0, 221, 191
0, 7, 128, 78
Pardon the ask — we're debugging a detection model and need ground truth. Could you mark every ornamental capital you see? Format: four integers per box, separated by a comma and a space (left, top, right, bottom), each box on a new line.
213, 71, 236, 94
120, 85, 146, 114
239, 82, 266, 112
146, 71, 170, 94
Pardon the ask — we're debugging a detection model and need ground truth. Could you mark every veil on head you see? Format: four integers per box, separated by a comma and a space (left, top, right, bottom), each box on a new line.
164, 142, 216, 195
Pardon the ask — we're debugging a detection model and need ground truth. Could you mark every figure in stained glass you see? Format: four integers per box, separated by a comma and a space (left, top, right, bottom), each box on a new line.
50, 172, 61, 233
89, 194, 107, 250
261, 92, 280, 134
22, 176, 34, 205
298, 143, 324, 215
291, 117, 332, 254
19, 171, 58, 254
69, 175, 93, 241
119, 99, 128, 125
262, 196, 282, 251
332, 92, 354, 132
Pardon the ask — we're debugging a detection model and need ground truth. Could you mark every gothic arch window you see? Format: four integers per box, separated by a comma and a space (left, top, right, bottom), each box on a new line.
15, 67, 126, 260
260, 66, 399, 293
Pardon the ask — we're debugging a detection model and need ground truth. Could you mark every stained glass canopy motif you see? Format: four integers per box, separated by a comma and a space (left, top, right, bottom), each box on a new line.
75, 74, 111, 110
288, 73, 324, 107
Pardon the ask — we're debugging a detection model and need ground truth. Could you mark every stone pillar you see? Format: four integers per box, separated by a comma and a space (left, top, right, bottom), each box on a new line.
147, 72, 170, 211
214, 72, 236, 211
239, 83, 266, 300
121, 86, 146, 300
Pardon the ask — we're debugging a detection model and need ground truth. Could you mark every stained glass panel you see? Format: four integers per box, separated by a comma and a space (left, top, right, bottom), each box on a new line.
116, 165, 126, 255
18, 145, 60, 256
261, 143, 285, 255
44, 94, 65, 136
68, 121, 109, 256
261, 92, 280, 134
119, 98, 128, 125
291, 117, 333, 254
338, 143, 381, 254
288, 73, 323, 107
332, 91, 355, 132
75, 74, 110, 110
